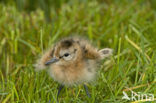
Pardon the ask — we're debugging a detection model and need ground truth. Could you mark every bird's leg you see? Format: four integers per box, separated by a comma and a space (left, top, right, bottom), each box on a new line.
57, 84, 64, 101
84, 85, 91, 98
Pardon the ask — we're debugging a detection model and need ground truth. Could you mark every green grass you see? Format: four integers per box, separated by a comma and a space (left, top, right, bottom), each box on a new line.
0, 0, 156, 103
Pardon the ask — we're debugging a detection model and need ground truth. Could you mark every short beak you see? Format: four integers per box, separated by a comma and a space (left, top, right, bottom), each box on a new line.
45, 57, 59, 65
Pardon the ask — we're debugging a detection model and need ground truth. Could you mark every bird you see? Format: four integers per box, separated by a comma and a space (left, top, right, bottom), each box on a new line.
35, 36, 113, 100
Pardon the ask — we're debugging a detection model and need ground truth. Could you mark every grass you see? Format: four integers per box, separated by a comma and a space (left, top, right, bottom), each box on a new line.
0, 0, 156, 103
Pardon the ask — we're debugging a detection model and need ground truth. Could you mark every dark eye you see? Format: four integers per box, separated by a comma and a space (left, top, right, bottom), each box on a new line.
64, 53, 69, 57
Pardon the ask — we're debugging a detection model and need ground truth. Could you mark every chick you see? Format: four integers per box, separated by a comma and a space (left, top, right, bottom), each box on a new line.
35, 36, 113, 99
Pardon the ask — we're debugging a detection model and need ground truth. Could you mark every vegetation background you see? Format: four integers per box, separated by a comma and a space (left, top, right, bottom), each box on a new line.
0, 0, 156, 102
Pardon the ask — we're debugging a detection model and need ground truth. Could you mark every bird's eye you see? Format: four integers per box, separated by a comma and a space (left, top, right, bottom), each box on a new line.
64, 53, 69, 57
62, 52, 72, 61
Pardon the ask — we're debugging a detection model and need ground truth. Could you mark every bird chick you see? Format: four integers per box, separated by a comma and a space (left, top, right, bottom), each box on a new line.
35, 36, 113, 99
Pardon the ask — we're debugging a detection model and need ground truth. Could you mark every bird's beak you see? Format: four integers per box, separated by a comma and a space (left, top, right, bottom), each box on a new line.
45, 57, 59, 65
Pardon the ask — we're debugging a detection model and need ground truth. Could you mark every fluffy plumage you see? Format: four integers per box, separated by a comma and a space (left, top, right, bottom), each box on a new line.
35, 37, 113, 86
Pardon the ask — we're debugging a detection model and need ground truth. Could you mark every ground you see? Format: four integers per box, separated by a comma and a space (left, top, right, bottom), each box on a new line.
0, 0, 156, 103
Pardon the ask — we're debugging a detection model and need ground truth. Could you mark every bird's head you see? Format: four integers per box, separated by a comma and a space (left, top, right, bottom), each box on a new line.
45, 39, 82, 67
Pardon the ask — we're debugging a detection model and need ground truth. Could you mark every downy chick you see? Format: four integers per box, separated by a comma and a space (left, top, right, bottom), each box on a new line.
35, 36, 113, 99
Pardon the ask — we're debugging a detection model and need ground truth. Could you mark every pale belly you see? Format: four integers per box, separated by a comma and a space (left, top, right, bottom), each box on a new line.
48, 65, 96, 86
